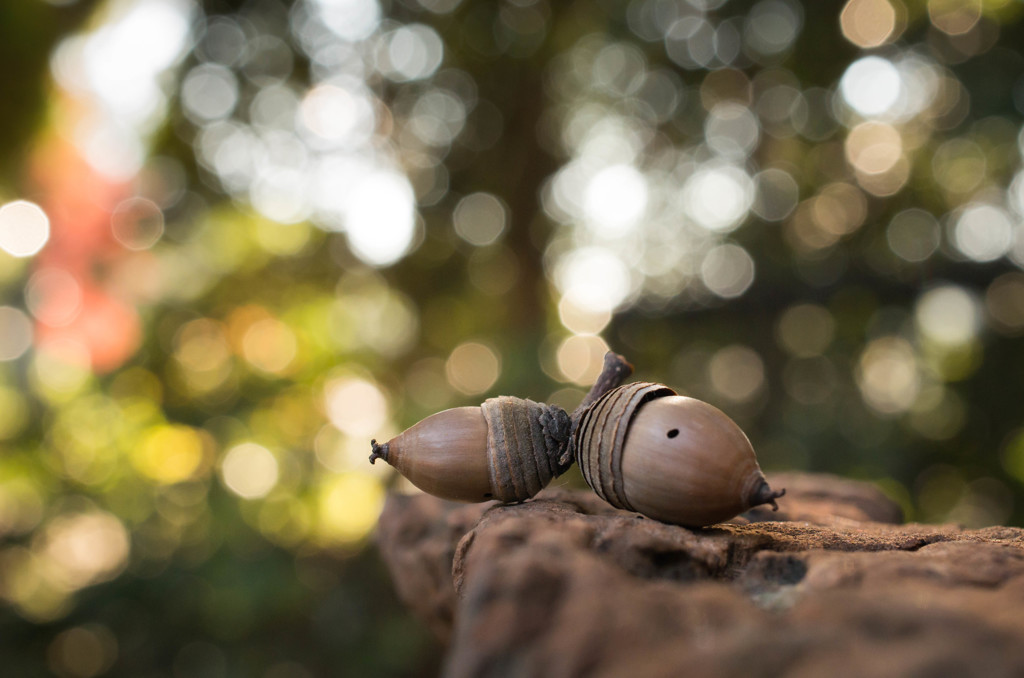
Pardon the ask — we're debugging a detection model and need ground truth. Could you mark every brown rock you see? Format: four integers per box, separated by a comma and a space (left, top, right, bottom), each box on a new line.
375, 493, 486, 642
374, 472, 1024, 677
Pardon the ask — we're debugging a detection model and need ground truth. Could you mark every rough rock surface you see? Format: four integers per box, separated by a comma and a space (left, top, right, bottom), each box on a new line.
375, 473, 1024, 677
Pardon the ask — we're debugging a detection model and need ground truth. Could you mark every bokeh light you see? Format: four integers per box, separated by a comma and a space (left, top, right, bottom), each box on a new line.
556, 247, 632, 314
887, 209, 941, 262
446, 341, 501, 395
219, 443, 279, 499
30, 340, 92, 399
381, 24, 445, 82
323, 377, 389, 437
701, 243, 755, 298
776, 304, 836, 358
928, 0, 981, 36
241, 317, 298, 375
708, 344, 766, 404
317, 473, 385, 545
0, 307, 34, 361
915, 285, 980, 347
26, 268, 83, 328
951, 203, 1014, 262
453, 192, 508, 246
986, 273, 1024, 335
840, 0, 899, 48
682, 164, 755, 232
47, 624, 118, 678
50, 0, 192, 178
0, 387, 31, 441
744, 0, 803, 57
857, 336, 920, 414
583, 165, 648, 237
846, 122, 902, 175
39, 511, 130, 590
0, 201, 50, 257
110, 197, 164, 250
752, 169, 799, 221
840, 56, 901, 117
556, 334, 610, 385
132, 425, 207, 484
344, 171, 417, 266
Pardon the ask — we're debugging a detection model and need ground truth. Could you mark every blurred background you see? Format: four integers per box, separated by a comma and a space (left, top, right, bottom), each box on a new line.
2, 0, 1024, 674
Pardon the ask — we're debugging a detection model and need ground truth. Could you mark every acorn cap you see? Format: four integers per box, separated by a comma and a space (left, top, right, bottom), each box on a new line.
482, 396, 571, 503
573, 382, 675, 512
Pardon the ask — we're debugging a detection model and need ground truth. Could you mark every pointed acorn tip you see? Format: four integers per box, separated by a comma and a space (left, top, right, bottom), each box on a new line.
749, 479, 786, 512
369, 439, 389, 465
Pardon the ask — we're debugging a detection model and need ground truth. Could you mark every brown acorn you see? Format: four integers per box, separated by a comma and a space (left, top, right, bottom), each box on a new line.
573, 381, 784, 527
370, 396, 571, 503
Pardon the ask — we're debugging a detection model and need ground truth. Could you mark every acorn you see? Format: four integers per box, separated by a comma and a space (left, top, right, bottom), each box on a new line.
369, 396, 572, 503
573, 381, 784, 527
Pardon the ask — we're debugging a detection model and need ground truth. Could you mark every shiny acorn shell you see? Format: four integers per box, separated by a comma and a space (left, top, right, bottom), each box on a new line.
370, 396, 571, 503
573, 382, 782, 527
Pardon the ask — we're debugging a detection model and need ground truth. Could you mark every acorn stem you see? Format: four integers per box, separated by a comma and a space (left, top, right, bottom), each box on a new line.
571, 352, 634, 424
369, 439, 389, 465
563, 352, 634, 467
748, 479, 786, 511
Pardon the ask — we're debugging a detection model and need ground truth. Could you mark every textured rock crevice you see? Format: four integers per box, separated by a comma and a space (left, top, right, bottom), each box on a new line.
375, 473, 1024, 677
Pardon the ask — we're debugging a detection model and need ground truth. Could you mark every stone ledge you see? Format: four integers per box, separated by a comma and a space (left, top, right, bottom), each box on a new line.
375, 472, 1024, 677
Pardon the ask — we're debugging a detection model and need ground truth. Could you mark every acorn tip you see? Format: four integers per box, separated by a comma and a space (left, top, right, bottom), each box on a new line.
749, 480, 786, 511
369, 439, 389, 465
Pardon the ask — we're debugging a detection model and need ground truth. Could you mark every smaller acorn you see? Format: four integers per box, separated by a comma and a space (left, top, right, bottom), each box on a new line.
370, 396, 571, 503
574, 382, 784, 527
